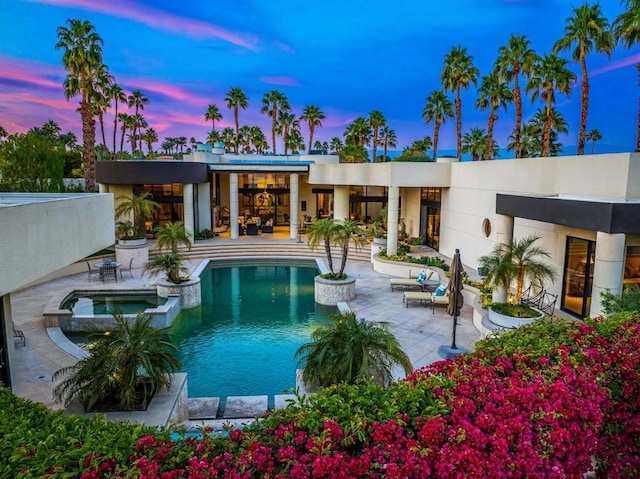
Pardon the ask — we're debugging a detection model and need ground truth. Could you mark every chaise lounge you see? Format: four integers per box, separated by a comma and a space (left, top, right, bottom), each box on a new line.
390, 269, 439, 291
403, 291, 432, 307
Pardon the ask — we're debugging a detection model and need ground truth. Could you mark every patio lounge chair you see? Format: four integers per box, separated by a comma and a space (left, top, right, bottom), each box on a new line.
431, 286, 450, 312
402, 291, 432, 307
86, 261, 100, 282
390, 269, 438, 291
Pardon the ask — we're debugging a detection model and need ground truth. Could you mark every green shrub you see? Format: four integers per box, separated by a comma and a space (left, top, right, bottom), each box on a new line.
489, 302, 541, 318
194, 228, 214, 240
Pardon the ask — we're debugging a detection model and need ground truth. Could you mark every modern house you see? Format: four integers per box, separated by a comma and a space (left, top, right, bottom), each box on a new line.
96, 149, 640, 320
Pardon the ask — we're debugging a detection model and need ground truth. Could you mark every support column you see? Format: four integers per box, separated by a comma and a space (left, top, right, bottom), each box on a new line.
590, 232, 626, 318
183, 184, 195, 239
290, 174, 299, 240
386, 186, 400, 255
230, 173, 239, 239
333, 185, 349, 221
197, 182, 211, 231
98, 183, 109, 193
495, 214, 514, 245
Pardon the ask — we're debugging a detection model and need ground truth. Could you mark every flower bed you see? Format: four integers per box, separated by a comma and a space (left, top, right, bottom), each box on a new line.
3, 313, 640, 477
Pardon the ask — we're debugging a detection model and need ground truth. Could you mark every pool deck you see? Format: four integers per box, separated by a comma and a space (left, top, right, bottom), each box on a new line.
9, 235, 481, 426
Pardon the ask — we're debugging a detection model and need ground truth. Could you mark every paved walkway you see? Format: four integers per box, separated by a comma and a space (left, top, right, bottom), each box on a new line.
9, 243, 481, 412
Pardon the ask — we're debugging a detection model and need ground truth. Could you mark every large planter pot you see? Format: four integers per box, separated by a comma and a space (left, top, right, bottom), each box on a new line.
115, 241, 149, 269
314, 275, 356, 306
157, 277, 201, 309
488, 306, 544, 329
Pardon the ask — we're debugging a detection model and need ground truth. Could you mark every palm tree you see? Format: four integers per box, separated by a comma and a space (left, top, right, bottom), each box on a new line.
127, 90, 149, 153
55, 18, 105, 191
295, 311, 412, 388
285, 129, 305, 154
585, 128, 603, 153
115, 192, 158, 239
441, 46, 479, 160
379, 126, 397, 161
330, 137, 344, 154
261, 90, 290, 155
344, 117, 371, 148
225, 87, 248, 154
478, 234, 556, 304
333, 220, 365, 277
136, 115, 148, 154
0, 124, 7, 141
175, 136, 187, 155
368, 110, 386, 162
422, 90, 454, 162
512, 109, 568, 158
613, 0, 640, 152
145, 252, 190, 284
300, 104, 326, 153
250, 126, 268, 154
476, 68, 513, 159
206, 129, 221, 146
554, 3, 613, 155
104, 83, 127, 158
221, 127, 236, 152
277, 111, 299, 155
461, 127, 489, 161
117, 112, 131, 156
143, 128, 158, 155
306, 218, 338, 273
495, 34, 538, 158
53, 313, 180, 412
204, 103, 223, 131
237, 125, 252, 153
155, 222, 192, 253
526, 53, 576, 157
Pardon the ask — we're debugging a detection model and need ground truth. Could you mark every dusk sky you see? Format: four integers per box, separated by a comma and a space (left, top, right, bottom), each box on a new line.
1, 0, 639, 157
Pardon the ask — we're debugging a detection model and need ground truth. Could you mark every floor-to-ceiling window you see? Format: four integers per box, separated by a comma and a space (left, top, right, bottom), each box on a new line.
420, 187, 441, 250
561, 236, 595, 318
138, 184, 184, 237
313, 190, 334, 219
348, 186, 387, 223
238, 173, 290, 225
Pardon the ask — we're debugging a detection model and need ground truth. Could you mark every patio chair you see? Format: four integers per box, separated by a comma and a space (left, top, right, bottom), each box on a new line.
86, 261, 100, 282
120, 257, 134, 280
520, 285, 545, 307
12, 322, 25, 346
431, 286, 451, 313
538, 292, 558, 316
402, 291, 432, 307
100, 263, 118, 283
246, 222, 259, 235
390, 269, 430, 291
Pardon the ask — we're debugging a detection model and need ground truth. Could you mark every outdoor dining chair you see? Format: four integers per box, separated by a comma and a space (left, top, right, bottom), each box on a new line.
119, 258, 134, 280
100, 263, 118, 283
86, 261, 100, 282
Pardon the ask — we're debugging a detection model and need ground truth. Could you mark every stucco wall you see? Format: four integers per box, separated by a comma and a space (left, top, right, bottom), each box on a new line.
308, 162, 451, 187
0, 193, 115, 297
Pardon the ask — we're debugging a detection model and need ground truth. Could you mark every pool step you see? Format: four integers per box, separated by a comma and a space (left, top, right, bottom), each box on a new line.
223, 395, 268, 419
188, 397, 220, 420
187, 394, 298, 420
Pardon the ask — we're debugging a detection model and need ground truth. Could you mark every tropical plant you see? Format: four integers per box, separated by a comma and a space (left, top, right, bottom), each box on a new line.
441, 46, 479, 160
379, 126, 397, 161
339, 144, 369, 163
52, 313, 180, 412
478, 234, 556, 305
329, 136, 344, 154
585, 128, 603, 153
476, 68, 513, 159
526, 53, 576, 157
225, 87, 248, 154
145, 252, 190, 284
295, 311, 412, 388
285, 128, 305, 154
261, 90, 290, 155
276, 111, 299, 155
104, 83, 127, 158
553, 3, 613, 155
300, 104, 326, 153
127, 90, 149, 154
368, 110, 386, 163
55, 18, 106, 191
613, 0, 640, 152
142, 128, 158, 156
601, 283, 640, 314
495, 34, 538, 158
114, 192, 158, 239
333, 219, 365, 276
422, 90, 454, 162
115, 220, 136, 240
461, 127, 494, 161
155, 222, 192, 253
204, 103, 222, 131
306, 218, 337, 273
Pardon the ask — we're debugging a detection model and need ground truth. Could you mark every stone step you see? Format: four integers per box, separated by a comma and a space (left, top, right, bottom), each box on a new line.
188, 397, 220, 420
223, 395, 269, 419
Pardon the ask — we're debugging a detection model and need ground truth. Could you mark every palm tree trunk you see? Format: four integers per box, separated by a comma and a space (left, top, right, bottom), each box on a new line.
455, 87, 462, 160
234, 108, 240, 154
112, 101, 118, 160
372, 129, 378, 162
383, 141, 388, 162
81, 100, 96, 192
272, 110, 277, 155
513, 68, 522, 159
324, 239, 334, 273
120, 124, 126, 155
433, 120, 440, 162
99, 111, 107, 149
308, 125, 314, 153
542, 99, 553, 157
578, 57, 589, 155
339, 245, 349, 276
486, 109, 496, 160
636, 64, 640, 153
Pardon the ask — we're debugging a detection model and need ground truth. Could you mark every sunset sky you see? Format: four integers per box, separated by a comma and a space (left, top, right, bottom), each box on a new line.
1, 0, 639, 157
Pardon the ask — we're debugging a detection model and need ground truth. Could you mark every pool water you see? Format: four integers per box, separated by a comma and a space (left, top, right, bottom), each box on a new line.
62, 293, 167, 315
170, 260, 335, 405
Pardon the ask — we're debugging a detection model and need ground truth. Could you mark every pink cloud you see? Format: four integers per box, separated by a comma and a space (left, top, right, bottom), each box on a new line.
0, 56, 63, 90
259, 76, 301, 87
590, 53, 640, 78
121, 76, 213, 106
31, 0, 260, 51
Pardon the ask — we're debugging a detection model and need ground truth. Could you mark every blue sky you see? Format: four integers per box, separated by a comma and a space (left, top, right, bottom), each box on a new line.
0, 0, 638, 156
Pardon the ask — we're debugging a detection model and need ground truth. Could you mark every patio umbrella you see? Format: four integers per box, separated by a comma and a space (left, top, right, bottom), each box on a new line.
446, 248, 464, 350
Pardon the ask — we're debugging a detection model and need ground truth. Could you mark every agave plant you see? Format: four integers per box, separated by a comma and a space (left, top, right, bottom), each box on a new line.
52, 313, 180, 412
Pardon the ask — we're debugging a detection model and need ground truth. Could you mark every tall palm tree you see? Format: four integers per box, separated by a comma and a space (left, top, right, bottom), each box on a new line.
136, 115, 148, 154
155, 222, 192, 253
127, 90, 149, 153
330, 137, 344, 154
204, 103, 223, 131
441, 46, 479, 160
476, 68, 513, 160
277, 111, 299, 155
526, 53, 576, 157
461, 127, 489, 161
238, 125, 253, 153
300, 104, 326, 153
306, 218, 338, 273
225, 87, 248, 154
175, 136, 187, 155
143, 128, 158, 155
117, 112, 131, 155
261, 90, 290, 155
104, 83, 127, 157
221, 126, 236, 152
422, 90, 454, 162
346, 117, 371, 147
296, 311, 412, 388
495, 34, 538, 158
613, 0, 640, 152
379, 126, 397, 161
250, 126, 268, 154
55, 18, 105, 191
368, 110, 386, 162
553, 3, 613, 155
206, 129, 221, 146
285, 129, 305, 154
585, 128, 603, 153
333, 220, 365, 276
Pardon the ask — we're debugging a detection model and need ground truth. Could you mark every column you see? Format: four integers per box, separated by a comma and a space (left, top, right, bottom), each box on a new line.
197, 182, 211, 231
333, 185, 349, 221
183, 183, 195, 239
230, 173, 239, 239
495, 214, 514, 245
98, 183, 109, 193
590, 232, 626, 318
289, 173, 299, 240
386, 186, 399, 255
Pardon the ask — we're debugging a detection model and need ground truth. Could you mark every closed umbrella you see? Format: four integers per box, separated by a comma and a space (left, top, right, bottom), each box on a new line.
445, 249, 465, 352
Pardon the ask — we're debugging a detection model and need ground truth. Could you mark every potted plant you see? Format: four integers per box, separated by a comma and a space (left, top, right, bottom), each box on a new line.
145, 252, 190, 284
52, 313, 180, 412
114, 192, 159, 244
115, 220, 136, 242
478, 234, 556, 327
155, 222, 192, 253
145, 251, 202, 308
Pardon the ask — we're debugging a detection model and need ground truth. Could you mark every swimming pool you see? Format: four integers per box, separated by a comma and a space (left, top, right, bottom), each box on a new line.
62, 292, 166, 315
170, 259, 335, 408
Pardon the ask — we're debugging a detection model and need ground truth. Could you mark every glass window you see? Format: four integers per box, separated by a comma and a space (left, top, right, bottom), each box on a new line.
561, 237, 594, 318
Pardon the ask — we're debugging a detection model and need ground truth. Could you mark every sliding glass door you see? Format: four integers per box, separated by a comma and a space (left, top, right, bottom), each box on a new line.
561, 236, 595, 318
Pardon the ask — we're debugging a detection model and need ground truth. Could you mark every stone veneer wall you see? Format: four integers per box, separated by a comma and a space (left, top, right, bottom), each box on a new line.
156, 277, 202, 308
314, 276, 356, 305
